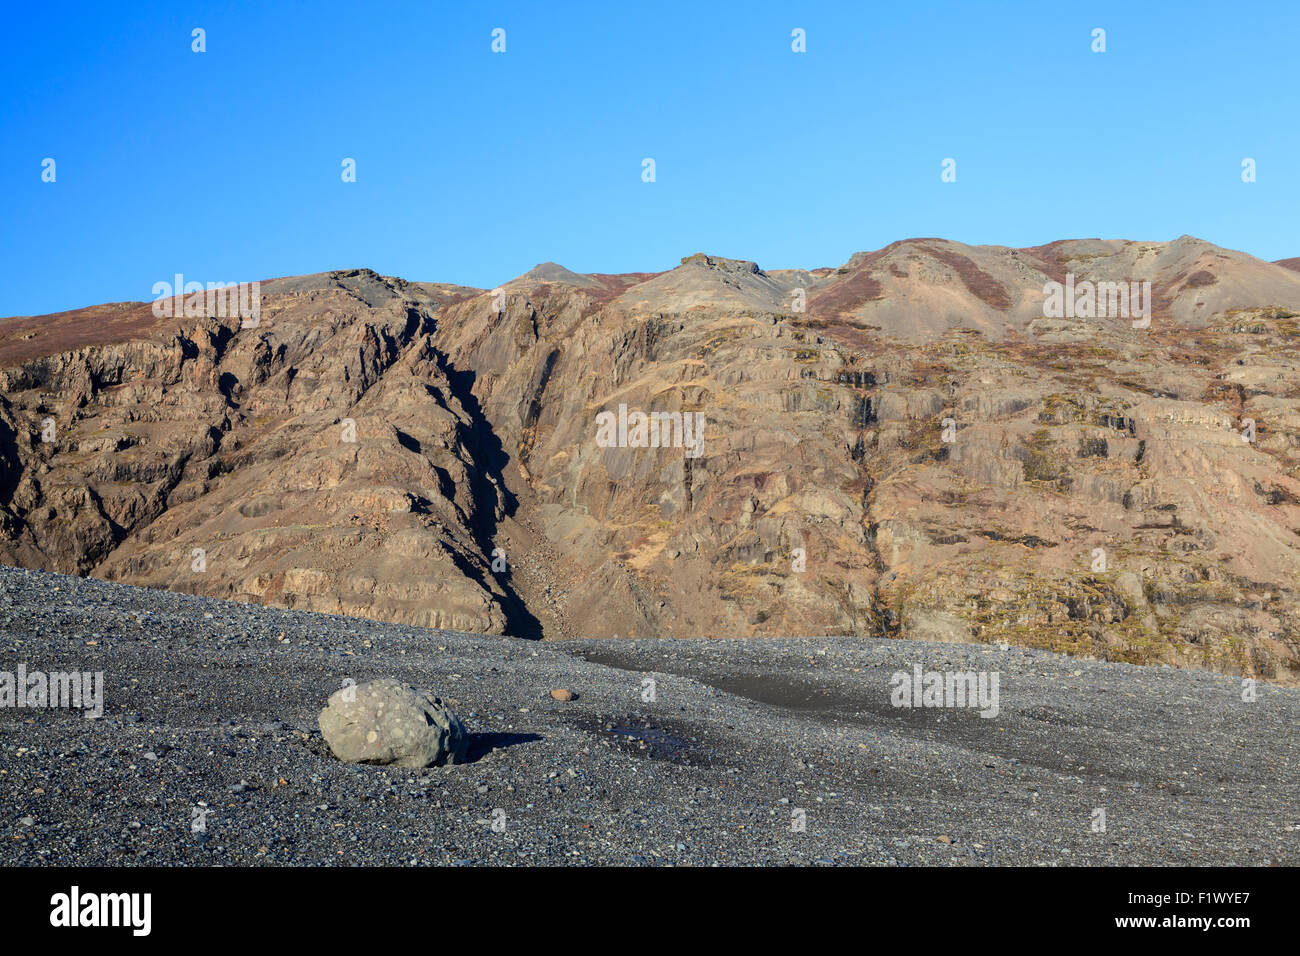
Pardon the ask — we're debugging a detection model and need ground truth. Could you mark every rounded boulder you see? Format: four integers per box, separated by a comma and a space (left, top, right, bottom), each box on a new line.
318, 679, 468, 768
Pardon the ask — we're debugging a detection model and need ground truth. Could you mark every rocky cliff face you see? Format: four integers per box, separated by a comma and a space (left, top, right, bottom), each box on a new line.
4, 238, 1300, 682
0, 272, 527, 634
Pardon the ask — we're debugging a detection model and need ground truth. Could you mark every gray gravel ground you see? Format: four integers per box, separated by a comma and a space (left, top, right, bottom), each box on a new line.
0, 564, 1295, 866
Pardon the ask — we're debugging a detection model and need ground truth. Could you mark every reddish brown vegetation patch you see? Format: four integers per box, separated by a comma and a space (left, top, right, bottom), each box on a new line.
809, 269, 885, 318
1014, 241, 1074, 286
1147, 278, 1186, 325
796, 321, 885, 354
587, 271, 664, 303
0, 301, 167, 368
921, 245, 1012, 311
1203, 380, 1247, 415
517, 271, 665, 307
1274, 257, 1300, 274
906, 359, 954, 388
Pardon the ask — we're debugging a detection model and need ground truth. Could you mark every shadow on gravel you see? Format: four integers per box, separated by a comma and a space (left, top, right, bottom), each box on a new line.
573, 714, 721, 767
572, 646, 1140, 784
466, 732, 542, 763
304, 732, 542, 765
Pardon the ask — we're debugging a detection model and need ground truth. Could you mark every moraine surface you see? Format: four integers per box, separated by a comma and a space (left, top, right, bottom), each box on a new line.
0, 564, 1295, 866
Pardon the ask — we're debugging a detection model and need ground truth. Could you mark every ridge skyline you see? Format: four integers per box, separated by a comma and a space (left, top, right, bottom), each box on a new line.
6, 233, 1299, 322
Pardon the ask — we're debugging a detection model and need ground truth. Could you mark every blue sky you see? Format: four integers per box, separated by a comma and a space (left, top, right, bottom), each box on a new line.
2, 0, 1298, 316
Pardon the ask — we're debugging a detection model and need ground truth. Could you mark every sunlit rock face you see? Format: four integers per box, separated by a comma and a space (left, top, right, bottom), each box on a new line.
4, 238, 1300, 682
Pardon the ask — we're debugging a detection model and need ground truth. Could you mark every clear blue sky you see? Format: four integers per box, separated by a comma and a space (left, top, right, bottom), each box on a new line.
2, 0, 1298, 316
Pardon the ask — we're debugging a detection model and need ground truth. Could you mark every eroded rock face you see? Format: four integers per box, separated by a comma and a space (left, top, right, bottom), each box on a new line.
0, 271, 523, 634
3, 239, 1300, 683
318, 678, 467, 768
429, 238, 1300, 682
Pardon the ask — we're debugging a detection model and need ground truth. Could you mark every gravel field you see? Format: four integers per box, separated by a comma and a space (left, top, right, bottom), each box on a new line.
0, 564, 1295, 866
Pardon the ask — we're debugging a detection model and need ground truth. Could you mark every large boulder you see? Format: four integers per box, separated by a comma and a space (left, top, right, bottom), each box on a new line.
318, 679, 468, 768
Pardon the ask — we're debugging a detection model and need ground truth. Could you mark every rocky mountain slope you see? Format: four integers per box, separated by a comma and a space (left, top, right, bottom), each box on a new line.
3, 237, 1300, 682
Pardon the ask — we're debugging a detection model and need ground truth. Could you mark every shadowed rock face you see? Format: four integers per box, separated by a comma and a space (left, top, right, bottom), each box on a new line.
3, 238, 1300, 682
